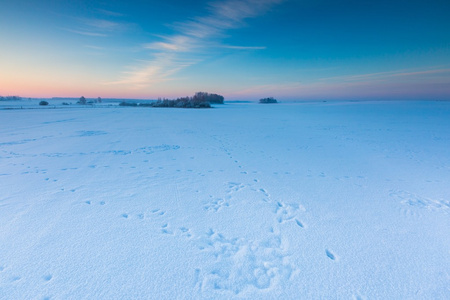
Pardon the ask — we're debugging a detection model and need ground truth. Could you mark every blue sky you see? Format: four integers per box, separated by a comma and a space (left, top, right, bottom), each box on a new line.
1, 0, 449, 100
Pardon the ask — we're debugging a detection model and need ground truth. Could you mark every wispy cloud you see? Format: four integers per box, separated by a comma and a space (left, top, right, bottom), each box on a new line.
97, 8, 125, 17
390, 68, 450, 77
112, 0, 283, 88
65, 9, 129, 38
222, 45, 266, 50
82, 18, 126, 32
107, 54, 200, 87
65, 29, 108, 37
319, 67, 450, 83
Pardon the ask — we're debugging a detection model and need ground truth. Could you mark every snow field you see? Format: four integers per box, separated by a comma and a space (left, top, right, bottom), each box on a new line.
0, 101, 449, 299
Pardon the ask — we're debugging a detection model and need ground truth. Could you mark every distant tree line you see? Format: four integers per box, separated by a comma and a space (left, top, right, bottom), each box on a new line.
119, 92, 224, 109
0, 95, 22, 101
259, 97, 278, 103
76, 96, 102, 105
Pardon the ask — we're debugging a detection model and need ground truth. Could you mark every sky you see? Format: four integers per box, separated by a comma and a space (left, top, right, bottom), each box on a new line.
1, 0, 449, 100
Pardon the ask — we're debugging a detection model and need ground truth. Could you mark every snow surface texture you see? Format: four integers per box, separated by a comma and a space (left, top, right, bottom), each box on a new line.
0, 101, 449, 299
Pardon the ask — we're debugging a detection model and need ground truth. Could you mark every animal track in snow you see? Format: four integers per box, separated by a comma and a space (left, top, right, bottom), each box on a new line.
77, 130, 108, 137
36, 144, 180, 159
204, 197, 230, 212
0, 138, 37, 146
390, 190, 449, 213
295, 219, 305, 228
196, 229, 296, 295
85, 200, 105, 206
325, 249, 337, 261
227, 182, 245, 193
161, 223, 174, 235
179, 227, 192, 238
120, 213, 146, 220
259, 188, 269, 197
275, 202, 305, 224
151, 209, 166, 216
252, 186, 307, 228
43, 274, 53, 281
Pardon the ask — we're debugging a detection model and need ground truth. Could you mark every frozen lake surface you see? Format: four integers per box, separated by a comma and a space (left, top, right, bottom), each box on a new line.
0, 101, 449, 299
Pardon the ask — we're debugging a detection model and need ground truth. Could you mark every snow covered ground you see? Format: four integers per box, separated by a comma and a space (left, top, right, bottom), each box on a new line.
0, 101, 449, 299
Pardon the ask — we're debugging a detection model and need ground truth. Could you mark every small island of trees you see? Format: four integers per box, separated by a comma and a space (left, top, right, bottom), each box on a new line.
119, 92, 224, 109
259, 97, 278, 103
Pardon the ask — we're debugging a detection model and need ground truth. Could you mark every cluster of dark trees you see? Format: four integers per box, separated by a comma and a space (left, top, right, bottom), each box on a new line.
259, 97, 278, 103
119, 92, 224, 109
142, 97, 211, 108
39, 100, 49, 106
77, 96, 102, 105
192, 92, 224, 104
0, 95, 22, 101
